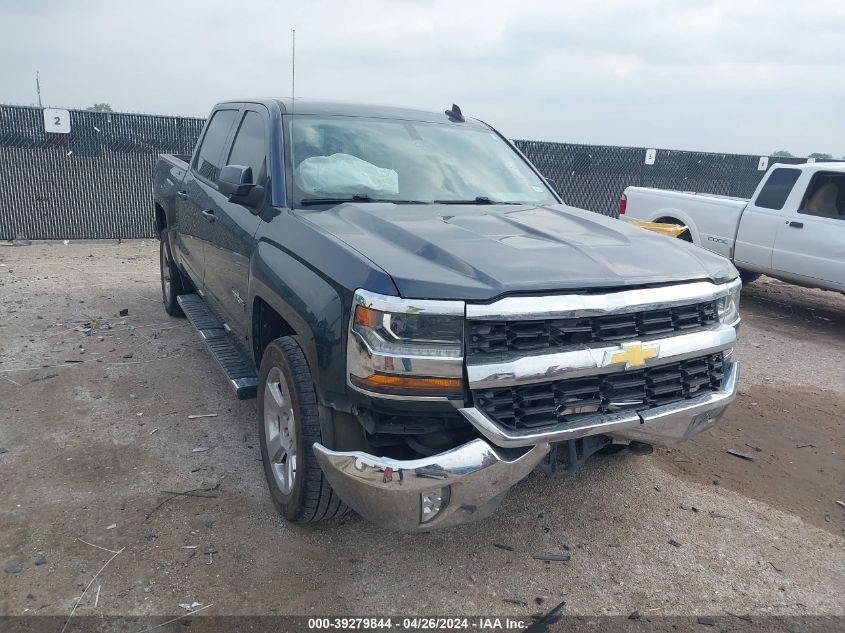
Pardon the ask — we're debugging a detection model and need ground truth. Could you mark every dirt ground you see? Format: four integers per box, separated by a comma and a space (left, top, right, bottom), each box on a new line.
0, 241, 843, 622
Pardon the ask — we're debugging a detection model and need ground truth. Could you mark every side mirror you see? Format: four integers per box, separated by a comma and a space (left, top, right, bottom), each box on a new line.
218, 164, 264, 206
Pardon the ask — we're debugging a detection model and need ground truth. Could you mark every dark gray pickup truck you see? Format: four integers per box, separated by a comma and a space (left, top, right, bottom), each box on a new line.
153, 99, 742, 531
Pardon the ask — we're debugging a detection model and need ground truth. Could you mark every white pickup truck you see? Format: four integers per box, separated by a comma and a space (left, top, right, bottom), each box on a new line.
622, 162, 845, 292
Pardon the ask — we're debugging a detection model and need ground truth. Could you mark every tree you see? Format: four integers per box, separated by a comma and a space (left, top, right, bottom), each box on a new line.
808, 152, 833, 160
771, 150, 793, 157
86, 103, 113, 112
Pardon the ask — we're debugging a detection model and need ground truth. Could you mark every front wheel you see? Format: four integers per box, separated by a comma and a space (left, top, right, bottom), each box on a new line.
258, 337, 347, 523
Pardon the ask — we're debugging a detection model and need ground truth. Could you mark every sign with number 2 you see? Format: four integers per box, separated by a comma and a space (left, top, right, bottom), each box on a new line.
43, 108, 71, 134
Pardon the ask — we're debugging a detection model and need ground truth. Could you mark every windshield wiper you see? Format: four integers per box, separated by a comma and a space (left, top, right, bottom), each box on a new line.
433, 196, 521, 205
299, 195, 427, 206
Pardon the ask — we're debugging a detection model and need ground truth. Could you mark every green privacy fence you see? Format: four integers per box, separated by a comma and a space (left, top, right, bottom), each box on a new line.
0, 103, 815, 239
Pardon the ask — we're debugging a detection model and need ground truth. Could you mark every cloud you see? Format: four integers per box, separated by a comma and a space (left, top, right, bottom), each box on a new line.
0, 0, 842, 156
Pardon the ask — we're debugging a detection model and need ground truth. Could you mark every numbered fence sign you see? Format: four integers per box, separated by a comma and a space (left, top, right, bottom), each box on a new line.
644, 149, 657, 165
43, 108, 71, 134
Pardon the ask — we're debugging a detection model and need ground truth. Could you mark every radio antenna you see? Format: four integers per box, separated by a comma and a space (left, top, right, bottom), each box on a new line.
291, 28, 296, 113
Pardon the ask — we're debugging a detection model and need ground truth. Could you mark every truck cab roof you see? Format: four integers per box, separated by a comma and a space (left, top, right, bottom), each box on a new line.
213, 98, 489, 128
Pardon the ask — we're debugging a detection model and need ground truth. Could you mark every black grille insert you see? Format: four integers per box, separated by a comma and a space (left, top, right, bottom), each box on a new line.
468, 301, 718, 355
474, 353, 724, 432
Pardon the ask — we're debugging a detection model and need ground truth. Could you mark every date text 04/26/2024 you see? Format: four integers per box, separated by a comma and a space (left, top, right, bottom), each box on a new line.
306, 617, 528, 630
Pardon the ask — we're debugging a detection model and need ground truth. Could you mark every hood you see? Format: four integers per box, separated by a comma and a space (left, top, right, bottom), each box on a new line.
299, 203, 738, 301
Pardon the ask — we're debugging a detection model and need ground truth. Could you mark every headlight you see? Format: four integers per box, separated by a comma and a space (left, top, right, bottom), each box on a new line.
347, 290, 465, 398
716, 283, 741, 324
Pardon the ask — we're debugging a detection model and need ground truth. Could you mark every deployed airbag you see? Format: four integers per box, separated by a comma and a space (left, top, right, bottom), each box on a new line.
295, 153, 399, 196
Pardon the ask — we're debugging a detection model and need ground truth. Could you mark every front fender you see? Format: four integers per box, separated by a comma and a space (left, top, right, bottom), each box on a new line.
249, 242, 347, 404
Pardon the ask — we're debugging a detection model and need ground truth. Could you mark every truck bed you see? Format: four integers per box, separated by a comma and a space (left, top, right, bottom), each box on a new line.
623, 186, 749, 260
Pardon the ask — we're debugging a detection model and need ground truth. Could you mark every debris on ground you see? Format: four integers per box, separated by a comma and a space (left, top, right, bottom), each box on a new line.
532, 554, 571, 562
493, 543, 514, 551
769, 561, 783, 572
534, 597, 545, 606
34, 556, 47, 566
836, 501, 845, 510
118, 308, 129, 317
106, 523, 117, 530
668, 538, 682, 548
529, 601, 566, 628
5, 563, 23, 574
61, 546, 125, 631
191, 447, 210, 453
796, 443, 816, 449
697, 616, 716, 626
144, 485, 220, 522
628, 611, 641, 620
0, 448, 8, 455
709, 511, 728, 519
178, 602, 203, 612
187, 413, 217, 419
503, 598, 527, 606
726, 449, 756, 461
725, 612, 753, 623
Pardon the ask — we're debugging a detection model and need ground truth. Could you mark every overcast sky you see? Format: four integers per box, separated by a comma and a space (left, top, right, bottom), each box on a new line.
1, 0, 842, 156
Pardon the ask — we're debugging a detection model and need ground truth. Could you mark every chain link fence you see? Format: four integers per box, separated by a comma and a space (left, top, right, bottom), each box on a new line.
0, 103, 819, 239
514, 140, 812, 217
0, 104, 204, 240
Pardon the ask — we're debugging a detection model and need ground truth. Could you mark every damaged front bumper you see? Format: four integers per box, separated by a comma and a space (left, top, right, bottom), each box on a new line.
312, 362, 738, 531
313, 439, 550, 532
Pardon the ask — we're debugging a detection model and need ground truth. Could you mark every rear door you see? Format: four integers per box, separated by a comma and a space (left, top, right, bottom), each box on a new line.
733, 167, 802, 272
178, 108, 239, 295
202, 106, 267, 344
772, 171, 845, 286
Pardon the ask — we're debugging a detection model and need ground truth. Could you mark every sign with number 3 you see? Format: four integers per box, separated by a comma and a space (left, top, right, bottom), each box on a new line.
43, 108, 71, 134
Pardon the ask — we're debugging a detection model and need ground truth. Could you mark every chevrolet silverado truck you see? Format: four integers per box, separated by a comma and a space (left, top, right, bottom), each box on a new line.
153, 99, 742, 531
622, 162, 845, 292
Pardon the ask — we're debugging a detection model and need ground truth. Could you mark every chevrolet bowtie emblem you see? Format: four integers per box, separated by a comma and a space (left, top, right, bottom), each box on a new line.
605, 341, 659, 369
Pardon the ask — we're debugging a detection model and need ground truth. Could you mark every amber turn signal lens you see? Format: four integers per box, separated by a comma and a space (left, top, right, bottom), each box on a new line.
353, 305, 378, 328
350, 373, 462, 396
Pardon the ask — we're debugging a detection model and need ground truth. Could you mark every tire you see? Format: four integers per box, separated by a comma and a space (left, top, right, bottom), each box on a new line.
258, 336, 347, 523
739, 270, 761, 284
159, 233, 184, 317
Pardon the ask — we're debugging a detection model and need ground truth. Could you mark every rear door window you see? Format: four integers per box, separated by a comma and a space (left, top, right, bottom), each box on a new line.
754, 168, 801, 210
194, 109, 238, 184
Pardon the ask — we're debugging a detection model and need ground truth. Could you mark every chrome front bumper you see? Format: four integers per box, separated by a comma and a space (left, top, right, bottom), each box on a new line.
313, 439, 549, 532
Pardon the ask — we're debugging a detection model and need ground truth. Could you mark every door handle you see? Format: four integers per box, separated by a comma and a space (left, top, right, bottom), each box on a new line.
787, 221, 803, 229
202, 209, 217, 223
176, 190, 188, 200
